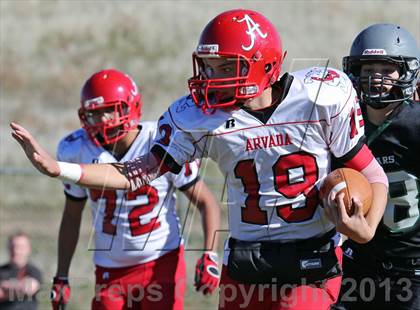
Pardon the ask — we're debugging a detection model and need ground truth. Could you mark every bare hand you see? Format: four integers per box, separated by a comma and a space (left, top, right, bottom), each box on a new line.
10, 122, 60, 177
324, 192, 374, 244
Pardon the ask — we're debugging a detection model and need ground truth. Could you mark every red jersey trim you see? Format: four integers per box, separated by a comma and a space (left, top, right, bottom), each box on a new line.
343, 144, 374, 171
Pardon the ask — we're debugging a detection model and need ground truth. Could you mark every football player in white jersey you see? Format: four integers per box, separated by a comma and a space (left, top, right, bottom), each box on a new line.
11, 9, 389, 310
47, 69, 221, 310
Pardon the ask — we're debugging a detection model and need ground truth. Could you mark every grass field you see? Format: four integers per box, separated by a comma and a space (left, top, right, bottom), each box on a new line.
1, 1, 418, 309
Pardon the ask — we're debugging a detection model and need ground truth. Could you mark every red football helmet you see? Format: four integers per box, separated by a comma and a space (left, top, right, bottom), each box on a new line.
78, 69, 142, 146
188, 9, 284, 111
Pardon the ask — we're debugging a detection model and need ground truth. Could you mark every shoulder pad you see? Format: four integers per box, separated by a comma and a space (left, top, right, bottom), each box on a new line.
166, 95, 232, 132
291, 67, 353, 107
57, 129, 89, 162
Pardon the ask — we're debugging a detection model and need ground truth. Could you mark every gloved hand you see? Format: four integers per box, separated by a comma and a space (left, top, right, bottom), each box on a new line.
194, 251, 220, 295
50, 277, 70, 310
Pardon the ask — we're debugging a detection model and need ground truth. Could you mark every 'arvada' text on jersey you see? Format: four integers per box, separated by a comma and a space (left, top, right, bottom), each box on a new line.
245, 133, 292, 151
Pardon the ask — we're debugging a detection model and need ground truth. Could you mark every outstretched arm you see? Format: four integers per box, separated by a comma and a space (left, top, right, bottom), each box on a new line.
11, 122, 61, 178
10, 122, 161, 190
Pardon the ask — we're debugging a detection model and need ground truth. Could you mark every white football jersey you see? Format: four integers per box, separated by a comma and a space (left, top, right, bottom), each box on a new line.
57, 122, 199, 268
154, 67, 364, 245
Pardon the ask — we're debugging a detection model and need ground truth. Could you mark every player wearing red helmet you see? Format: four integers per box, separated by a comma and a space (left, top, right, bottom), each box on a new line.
78, 69, 142, 146
48, 69, 221, 310
188, 10, 283, 111
11, 10, 388, 309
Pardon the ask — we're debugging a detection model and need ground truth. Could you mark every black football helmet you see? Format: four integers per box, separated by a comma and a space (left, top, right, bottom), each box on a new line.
343, 23, 420, 109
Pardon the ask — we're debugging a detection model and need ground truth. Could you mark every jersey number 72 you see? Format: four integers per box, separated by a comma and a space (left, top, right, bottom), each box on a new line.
89, 185, 160, 237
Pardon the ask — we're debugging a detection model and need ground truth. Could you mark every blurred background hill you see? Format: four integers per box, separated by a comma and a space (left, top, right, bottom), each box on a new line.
1, 1, 419, 309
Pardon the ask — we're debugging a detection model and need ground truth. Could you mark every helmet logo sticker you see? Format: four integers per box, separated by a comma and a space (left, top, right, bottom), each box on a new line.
362, 49, 387, 55
197, 44, 219, 53
131, 84, 138, 96
236, 14, 267, 51
84, 96, 104, 107
125, 74, 138, 96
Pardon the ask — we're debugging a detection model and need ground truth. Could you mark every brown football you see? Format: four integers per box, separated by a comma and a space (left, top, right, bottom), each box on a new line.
319, 168, 372, 216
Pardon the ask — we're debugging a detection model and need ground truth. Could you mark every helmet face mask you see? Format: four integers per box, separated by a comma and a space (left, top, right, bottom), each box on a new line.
78, 69, 142, 146
344, 56, 419, 109
79, 100, 134, 145
343, 23, 420, 109
188, 9, 284, 111
189, 53, 253, 109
